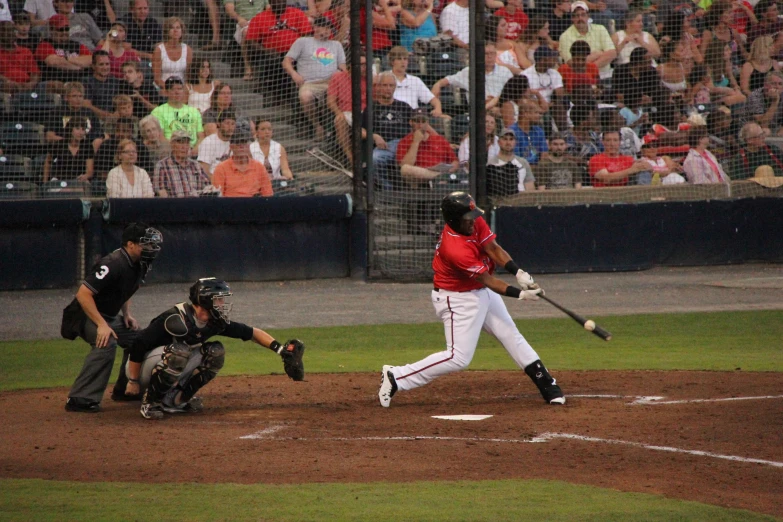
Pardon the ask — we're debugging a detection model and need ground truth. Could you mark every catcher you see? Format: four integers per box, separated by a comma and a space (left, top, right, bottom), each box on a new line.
123, 277, 305, 420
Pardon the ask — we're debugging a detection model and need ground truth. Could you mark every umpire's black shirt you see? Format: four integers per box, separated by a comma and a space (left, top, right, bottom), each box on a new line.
81, 247, 145, 317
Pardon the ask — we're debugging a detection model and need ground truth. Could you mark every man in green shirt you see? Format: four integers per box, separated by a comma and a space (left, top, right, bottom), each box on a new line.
151, 77, 204, 149
728, 122, 783, 180
558, 1, 617, 81
224, 0, 269, 80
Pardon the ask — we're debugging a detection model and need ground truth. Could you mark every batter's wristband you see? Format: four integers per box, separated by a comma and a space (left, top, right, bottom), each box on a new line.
504, 286, 522, 299
270, 340, 282, 354
128, 378, 139, 384
505, 261, 521, 275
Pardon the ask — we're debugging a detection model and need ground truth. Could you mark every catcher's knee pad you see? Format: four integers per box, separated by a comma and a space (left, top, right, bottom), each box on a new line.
146, 343, 191, 403
200, 341, 225, 371
178, 342, 224, 402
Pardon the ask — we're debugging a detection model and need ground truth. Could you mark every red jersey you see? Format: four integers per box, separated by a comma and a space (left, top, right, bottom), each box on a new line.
246, 8, 312, 54
396, 131, 457, 168
558, 62, 599, 92
360, 7, 395, 51
588, 153, 634, 187
494, 7, 528, 41
327, 69, 367, 112
0, 46, 39, 83
433, 216, 496, 292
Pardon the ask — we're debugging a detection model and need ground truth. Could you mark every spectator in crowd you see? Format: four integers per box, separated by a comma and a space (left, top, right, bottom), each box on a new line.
94, 117, 146, 183
725, 0, 756, 37
99, 20, 139, 78
361, 72, 413, 190
397, 108, 458, 185
34, 15, 92, 92
602, 108, 643, 157
487, 14, 523, 75
431, 44, 513, 110
746, 0, 782, 45
688, 62, 746, 107
212, 126, 274, 197
613, 47, 670, 109
199, 0, 223, 52
224, 0, 267, 80
522, 45, 567, 130
120, 0, 161, 61
151, 77, 204, 148
50, 0, 102, 50
699, 0, 746, 67
558, 40, 599, 94
742, 71, 783, 135
562, 103, 603, 170
559, 2, 616, 81
202, 84, 247, 137
0, 20, 40, 93
152, 17, 193, 90
138, 114, 170, 169
360, 0, 398, 58
728, 122, 783, 179
459, 114, 500, 166
588, 130, 649, 186
612, 10, 661, 65
636, 142, 685, 184
153, 130, 210, 197
283, 16, 346, 142
740, 35, 779, 97
84, 50, 123, 119
45, 81, 103, 143
548, 0, 574, 40
657, 40, 691, 97
535, 132, 582, 189
704, 38, 740, 93
706, 106, 739, 158
251, 119, 294, 180
586, 0, 626, 29
494, 0, 528, 41
15, 15, 38, 53
515, 16, 557, 70
510, 99, 548, 165
399, 0, 436, 52
658, 10, 703, 67
323, 0, 351, 47
187, 59, 216, 114
487, 127, 535, 196
43, 115, 94, 182
111, 94, 137, 127
498, 75, 548, 127
388, 46, 444, 118
120, 60, 160, 118
198, 110, 235, 177
24, 0, 56, 29
106, 138, 154, 197
327, 53, 367, 164
683, 125, 730, 183
439, 0, 469, 50
246, 0, 312, 100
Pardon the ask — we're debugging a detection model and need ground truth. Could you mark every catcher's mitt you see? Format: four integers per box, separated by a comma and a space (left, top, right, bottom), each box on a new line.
278, 339, 305, 381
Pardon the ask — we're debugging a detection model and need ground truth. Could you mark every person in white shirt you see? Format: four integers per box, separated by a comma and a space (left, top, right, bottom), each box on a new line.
439, 0, 470, 49
197, 110, 235, 176
106, 139, 155, 198
250, 119, 294, 180
388, 46, 445, 118
522, 45, 568, 130
431, 44, 513, 110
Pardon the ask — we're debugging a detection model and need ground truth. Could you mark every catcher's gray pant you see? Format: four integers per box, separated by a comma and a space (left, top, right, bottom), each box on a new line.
68, 315, 140, 404
135, 343, 222, 399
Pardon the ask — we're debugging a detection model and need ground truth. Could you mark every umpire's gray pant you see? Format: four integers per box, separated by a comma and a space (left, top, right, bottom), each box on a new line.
68, 315, 140, 404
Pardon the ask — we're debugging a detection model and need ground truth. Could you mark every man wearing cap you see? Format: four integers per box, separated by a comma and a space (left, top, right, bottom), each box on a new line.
198, 110, 236, 177
154, 130, 212, 197
431, 43, 513, 110
120, 0, 162, 61
0, 20, 39, 93
283, 16, 346, 142
34, 14, 92, 88
487, 127, 536, 196
397, 109, 459, 185
212, 127, 274, 197
559, 1, 617, 81
728, 122, 783, 180
151, 77, 205, 149
50, 0, 103, 50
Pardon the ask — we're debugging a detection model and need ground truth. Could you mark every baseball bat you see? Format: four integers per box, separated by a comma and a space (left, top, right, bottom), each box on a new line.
539, 294, 612, 341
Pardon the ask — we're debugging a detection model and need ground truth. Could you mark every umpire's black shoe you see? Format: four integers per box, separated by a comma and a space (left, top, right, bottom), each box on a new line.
111, 390, 142, 402
65, 397, 101, 413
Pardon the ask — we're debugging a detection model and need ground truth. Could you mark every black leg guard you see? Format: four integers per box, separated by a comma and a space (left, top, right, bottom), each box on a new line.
179, 341, 225, 402
143, 343, 191, 404
524, 360, 565, 404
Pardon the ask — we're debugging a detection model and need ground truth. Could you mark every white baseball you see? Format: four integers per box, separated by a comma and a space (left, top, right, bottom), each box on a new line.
584, 320, 596, 332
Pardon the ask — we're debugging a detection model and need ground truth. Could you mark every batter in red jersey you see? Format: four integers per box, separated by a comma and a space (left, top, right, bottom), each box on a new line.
379, 192, 566, 407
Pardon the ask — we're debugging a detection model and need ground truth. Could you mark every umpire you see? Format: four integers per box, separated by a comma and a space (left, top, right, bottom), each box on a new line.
61, 222, 163, 413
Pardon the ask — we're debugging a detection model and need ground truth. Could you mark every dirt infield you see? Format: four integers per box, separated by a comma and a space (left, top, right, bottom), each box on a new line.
2, 370, 781, 517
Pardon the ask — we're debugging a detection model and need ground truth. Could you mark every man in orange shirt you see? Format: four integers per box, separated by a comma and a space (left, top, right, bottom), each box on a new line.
212, 128, 274, 197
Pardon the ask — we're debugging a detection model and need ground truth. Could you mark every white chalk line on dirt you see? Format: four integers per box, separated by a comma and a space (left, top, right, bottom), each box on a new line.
239, 425, 287, 439
569, 394, 783, 405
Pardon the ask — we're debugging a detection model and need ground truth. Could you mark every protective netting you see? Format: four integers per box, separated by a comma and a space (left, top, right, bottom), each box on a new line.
1, 0, 782, 278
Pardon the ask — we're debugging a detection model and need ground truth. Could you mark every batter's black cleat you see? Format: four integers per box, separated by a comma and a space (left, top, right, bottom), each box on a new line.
111, 391, 142, 402
65, 397, 101, 413
378, 365, 397, 408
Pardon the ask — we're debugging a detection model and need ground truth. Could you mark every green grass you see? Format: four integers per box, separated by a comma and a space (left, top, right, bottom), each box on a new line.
0, 478, 779, 522
1, 310, 782, 391
1, 310, 781, 521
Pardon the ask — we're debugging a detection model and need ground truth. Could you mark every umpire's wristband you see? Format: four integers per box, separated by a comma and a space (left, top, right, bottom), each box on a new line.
504, 286, 522, 299
270, 340, 282, 354
505, 261, 521, 275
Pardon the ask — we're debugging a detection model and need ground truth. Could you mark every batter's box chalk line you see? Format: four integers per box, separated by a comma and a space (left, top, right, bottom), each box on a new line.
569, 394, 783, 405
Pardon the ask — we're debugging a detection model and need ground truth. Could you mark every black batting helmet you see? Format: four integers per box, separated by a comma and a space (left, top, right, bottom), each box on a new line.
189, 277, 233, 323
441, 192, 484, 232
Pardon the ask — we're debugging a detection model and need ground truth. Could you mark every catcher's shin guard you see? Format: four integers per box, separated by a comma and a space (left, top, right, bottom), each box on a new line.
144, 342, 191, 403
178, 341, 225, 402
524, 359, 565, 404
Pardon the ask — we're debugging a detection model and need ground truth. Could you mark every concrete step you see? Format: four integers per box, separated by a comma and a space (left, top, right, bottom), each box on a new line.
232, 92, 265, 110
243, 105, 293, 123
220, 77, 256, 94
281, 139, 314, 155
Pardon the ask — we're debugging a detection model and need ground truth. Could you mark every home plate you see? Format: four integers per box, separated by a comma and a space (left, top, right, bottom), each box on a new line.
432, 415, 493, 421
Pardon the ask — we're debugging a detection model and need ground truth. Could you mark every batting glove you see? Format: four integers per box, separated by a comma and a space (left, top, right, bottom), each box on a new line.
518, 286, 543, 300
516, 269, 535, 290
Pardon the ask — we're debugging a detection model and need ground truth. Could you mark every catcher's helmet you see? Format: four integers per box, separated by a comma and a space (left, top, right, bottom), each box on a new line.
189, 277, 233, 323
441, 192, 484, 233
122, 222, 163, 266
